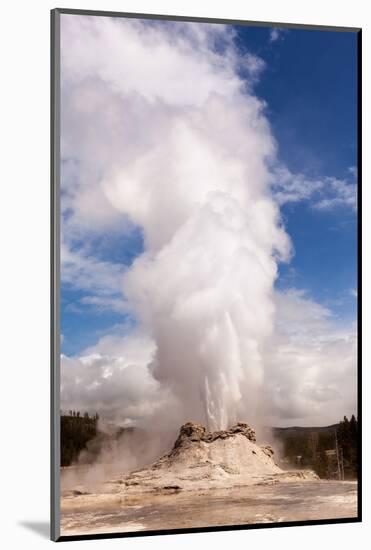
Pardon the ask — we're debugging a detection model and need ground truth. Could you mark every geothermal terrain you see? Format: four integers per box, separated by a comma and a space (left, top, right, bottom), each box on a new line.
61, 422, 357, 536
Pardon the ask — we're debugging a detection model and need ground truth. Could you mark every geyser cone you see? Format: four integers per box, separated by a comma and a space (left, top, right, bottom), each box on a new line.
110, 422, 318, 494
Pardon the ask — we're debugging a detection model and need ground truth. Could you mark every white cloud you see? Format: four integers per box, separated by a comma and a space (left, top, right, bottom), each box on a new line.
61, 243, 125, 294
263, 289, 357, 426
314, 176, 357, 210
61, 239, 130, 315
271, 165, 357, 211
79, 295, 127, 314
61, 329, 161, 420
272, 165, 324, 204
241, 52, 266, 79
269, 28, 287, 43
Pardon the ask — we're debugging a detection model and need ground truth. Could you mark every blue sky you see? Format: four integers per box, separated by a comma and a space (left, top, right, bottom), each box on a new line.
242, 27, 358, 322
61, 23, 358, 356
61, 227, 144, 355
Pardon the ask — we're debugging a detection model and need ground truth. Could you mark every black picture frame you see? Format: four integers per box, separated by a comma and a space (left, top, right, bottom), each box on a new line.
51, 8, 362, 542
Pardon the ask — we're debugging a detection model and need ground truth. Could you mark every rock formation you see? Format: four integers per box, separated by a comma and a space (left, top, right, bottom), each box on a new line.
107, 421, 318, 495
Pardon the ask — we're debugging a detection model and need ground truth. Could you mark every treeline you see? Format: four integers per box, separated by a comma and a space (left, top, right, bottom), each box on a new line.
276, 415, 358, 480
60, 411, 99, 466
337, 415, 358, 478
60, 411, 359, 478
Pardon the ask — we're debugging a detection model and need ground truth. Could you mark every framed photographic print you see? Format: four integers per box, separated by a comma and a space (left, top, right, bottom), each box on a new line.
51, 8, 361, 542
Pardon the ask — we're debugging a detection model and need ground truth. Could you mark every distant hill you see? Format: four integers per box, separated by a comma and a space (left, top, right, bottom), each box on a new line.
273, 424, 338, 438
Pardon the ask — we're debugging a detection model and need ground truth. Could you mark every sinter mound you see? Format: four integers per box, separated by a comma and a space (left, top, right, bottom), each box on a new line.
111, 422, 318, 494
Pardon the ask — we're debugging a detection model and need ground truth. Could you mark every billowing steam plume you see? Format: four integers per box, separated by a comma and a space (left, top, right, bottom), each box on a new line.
60, 16, 356, 434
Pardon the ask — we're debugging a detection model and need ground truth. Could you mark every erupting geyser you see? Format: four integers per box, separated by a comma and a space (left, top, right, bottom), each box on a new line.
87, 22, 291, 432
61, 17, 293, 432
